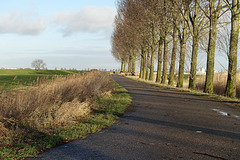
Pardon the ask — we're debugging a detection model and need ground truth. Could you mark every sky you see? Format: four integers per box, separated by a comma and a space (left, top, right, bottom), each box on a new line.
0, 0, 120, 70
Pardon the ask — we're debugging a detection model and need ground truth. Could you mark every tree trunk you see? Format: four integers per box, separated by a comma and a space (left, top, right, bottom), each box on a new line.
140, 47, 145, 78
145, 47, 150, 80
189, 0, 199, 90
204, 0, 222, 94
177, 9, 188, 88
168, 27, 178, 86
177, 29, 187, 87
128, 56, 132, 73
225, 0, 240, 98
189, 36, 199, 90
142, 47, 147, 79
149, 48, 156, 81
177, 38, 187, 88
204, 19, 217, 93
132, 51, 136, 74
149, 27, 156, 81
156, 39, 163, 83
123, 61, 126, 72
140, 54, 143, 78
162, 34, 169, 84
121, 61, 123, 72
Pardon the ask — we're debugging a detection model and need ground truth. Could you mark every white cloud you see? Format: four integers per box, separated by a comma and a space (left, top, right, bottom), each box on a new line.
0, 12, 46, 35
53, 6, 116, 36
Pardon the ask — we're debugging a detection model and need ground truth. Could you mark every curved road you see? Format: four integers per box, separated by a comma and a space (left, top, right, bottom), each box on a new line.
33, 75, 240, 160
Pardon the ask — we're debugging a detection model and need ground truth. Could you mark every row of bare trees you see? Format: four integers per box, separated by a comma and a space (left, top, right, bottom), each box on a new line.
111, 0, 240, 98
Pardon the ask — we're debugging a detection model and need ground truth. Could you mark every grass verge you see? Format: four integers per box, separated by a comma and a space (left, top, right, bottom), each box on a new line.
0, 74, 131, 160
127, 76, 240, 110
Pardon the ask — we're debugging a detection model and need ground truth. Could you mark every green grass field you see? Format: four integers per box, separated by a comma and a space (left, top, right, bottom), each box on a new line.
0, 69, 86, 90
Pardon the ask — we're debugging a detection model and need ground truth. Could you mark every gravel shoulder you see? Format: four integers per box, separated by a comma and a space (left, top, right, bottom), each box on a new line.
32, 75, 240, 160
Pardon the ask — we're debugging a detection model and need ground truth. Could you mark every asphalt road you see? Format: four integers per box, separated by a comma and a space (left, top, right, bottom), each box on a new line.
32, 75, 240, 160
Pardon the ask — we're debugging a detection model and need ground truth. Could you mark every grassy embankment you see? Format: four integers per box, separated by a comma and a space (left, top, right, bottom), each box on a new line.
0, 70, 131, 159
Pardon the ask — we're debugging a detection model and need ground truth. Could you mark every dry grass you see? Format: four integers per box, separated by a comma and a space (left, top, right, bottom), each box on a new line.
195, 72, 240, 98
129, 72, 240, 99
0, 71, 113, 138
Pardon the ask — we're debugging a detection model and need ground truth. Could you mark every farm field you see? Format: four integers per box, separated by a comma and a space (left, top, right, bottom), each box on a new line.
0, 69, 85, 91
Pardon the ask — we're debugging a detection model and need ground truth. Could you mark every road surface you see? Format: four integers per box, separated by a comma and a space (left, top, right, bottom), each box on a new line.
33, 75, 240, 160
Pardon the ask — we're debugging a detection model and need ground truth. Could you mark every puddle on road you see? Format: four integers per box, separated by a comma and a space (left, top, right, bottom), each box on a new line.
213, 109, 240, 120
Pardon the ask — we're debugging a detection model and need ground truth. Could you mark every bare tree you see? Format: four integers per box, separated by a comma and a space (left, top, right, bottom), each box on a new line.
188, 0, 208, 90
145, 0, 163, 81
216, 14, 231, 72
224, 0, 240, 98
112, 0, 143, 74
112, 0, 235, 98
168, 2, 180, 86
161, 0, 172, 84
170, 0, 191, 87
156, 38, 164, 82
177, 1, 190, 87
203, 0, 224, 94
31, 59, 46, 71
173, 0, 208, 89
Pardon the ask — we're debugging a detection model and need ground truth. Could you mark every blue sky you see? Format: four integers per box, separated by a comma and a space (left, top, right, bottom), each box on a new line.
0, 0, 119, 70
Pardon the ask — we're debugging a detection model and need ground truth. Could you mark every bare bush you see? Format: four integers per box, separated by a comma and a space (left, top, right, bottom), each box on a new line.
0, 71, 113, 132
